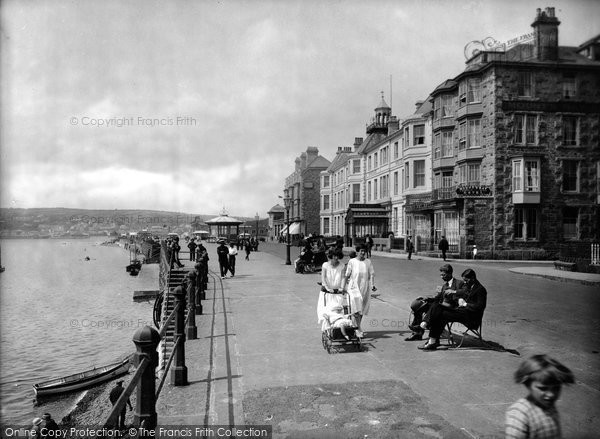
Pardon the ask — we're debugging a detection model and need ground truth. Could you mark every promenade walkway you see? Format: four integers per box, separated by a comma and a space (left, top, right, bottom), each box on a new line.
155, 243, 600, 438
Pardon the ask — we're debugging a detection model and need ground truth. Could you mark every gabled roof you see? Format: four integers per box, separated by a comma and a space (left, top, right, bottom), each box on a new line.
327, 151, 351, 172
403, 98, 433, 122
355, 132, 387, 155
306, 155, 331, 169
431, 79, 458, 95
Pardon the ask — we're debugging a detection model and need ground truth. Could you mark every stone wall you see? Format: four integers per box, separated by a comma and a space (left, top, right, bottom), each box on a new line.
493, 64, 600, 249
301, 167, 323, 236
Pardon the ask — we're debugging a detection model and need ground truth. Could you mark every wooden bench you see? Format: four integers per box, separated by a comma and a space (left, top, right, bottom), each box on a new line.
554, 261, 576, 271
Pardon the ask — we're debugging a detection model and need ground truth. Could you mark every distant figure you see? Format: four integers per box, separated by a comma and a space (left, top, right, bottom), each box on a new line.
169, 238, 184, 268
472, 244, 478, 260
364, 234, 373, 258
217, 240, 229, 279
407, 235, 414, 260
438, 236, 449, 261
187, 238, 197, 261
42, 413, 59, 436
109, 380, 132, 430
244, 240, 252, 261
505, 354, 575, 439
228, 242, 238, 277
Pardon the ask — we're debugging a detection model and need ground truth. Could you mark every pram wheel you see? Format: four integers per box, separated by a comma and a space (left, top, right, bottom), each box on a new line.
321, 331, 332, 354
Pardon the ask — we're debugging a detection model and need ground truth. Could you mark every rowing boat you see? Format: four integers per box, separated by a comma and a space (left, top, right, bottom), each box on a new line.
33, 359, 130, 397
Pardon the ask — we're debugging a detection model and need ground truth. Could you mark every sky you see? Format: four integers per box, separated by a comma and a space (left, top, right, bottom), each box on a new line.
1, 0, 599, 218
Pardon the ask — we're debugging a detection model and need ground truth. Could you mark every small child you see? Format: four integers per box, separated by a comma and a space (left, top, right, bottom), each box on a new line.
505, 354, 575, 439
322, 305, 354, 340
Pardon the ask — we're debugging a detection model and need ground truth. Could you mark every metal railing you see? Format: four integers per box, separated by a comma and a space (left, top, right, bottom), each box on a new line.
103, 243, 204, 430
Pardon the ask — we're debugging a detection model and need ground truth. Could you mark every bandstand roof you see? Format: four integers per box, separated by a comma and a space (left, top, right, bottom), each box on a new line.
205, 214, 243, 225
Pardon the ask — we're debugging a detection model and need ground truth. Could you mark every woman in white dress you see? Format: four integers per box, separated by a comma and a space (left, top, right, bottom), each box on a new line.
344, 244, 376, 336
317, 249, 346, 330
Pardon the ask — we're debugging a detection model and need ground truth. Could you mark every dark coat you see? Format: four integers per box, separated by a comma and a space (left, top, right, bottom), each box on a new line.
217, 244, 229, 263
456, 280, 487, 326
438, 238, 449, 251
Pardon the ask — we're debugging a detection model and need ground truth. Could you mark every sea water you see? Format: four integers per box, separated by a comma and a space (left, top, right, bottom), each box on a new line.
0, 238, 157, 425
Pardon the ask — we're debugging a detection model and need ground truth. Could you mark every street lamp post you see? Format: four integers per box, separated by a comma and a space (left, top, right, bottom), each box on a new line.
283, 189, 291, 265
255, 213, 260, 239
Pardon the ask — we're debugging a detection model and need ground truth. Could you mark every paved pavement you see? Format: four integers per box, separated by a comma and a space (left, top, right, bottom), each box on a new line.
155, 243, 600, 438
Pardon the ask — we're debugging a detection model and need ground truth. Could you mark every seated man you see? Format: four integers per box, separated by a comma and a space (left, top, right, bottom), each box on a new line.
418, 268, 487, 351
405, 264, 464, 341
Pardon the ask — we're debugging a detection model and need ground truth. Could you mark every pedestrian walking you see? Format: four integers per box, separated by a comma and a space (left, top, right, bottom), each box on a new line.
109, 380, 132, 430
438, 236, 449, 261
217, 240, 229, 278
343, 244, 376, 337
244, 239, 251, 261
505, 354, 575, 439
228, 242, 238, 277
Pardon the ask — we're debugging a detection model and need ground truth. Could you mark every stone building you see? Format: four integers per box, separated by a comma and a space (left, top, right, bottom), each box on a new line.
320, 146, 353, 238
415, 6, 600, 258
283, 147, 331, 238
317, 7, 599, 260
267, 204, 285, 241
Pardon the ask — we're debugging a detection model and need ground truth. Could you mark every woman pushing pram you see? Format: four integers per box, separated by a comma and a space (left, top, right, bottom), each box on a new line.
317, 248, 363, 353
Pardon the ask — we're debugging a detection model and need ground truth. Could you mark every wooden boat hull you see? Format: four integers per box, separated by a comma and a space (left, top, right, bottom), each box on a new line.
33, 359, 130, 397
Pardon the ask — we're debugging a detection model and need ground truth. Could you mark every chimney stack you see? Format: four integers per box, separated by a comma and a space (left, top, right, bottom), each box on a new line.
532, 6, 560, 61
353, 137, 363, 150
387, 115, 400, 135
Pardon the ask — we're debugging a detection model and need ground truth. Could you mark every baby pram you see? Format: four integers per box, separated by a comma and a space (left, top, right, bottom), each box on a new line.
317, 287, 363, 353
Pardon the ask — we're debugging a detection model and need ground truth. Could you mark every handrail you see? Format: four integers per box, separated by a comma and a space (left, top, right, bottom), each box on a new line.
155, 333, 183, 397
157, 301, 180, 339
102, 357, 150, 428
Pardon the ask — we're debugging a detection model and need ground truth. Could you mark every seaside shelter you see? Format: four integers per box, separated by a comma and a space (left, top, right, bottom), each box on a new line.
205, 214, 243, 241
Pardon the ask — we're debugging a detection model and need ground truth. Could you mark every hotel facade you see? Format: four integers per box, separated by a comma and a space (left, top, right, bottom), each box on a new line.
317, 7, 600, 259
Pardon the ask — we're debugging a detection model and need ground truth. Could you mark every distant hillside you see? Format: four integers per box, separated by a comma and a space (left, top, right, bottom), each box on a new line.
0, 207, 260, 233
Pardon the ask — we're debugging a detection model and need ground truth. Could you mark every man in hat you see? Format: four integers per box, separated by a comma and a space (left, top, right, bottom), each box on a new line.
404, 264, 464, 341
216, 240, 229, 279
31, 418, 43, 437
109, 380, 132, 430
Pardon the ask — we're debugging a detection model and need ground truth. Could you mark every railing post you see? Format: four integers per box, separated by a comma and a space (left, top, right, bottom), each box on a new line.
132, 326, 160, 429
194, 262, 204, 314
186, 272, 198, 339
171, 285, 188, 386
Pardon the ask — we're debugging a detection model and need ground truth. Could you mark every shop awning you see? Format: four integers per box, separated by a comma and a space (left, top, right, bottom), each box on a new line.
280, 222, 301, 235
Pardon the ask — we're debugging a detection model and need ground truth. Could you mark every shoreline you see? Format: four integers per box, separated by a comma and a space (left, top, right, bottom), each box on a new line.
60, 374, 137, 427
